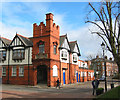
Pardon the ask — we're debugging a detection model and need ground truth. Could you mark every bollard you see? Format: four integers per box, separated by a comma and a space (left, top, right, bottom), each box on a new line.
111, 83, 114, 89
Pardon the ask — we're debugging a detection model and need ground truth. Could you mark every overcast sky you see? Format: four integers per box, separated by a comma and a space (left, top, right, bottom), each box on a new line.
0, 1, 115, 60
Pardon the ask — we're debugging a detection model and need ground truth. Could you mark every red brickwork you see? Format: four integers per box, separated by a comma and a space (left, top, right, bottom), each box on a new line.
1, 13, 94, 87
2, 65, 33, 85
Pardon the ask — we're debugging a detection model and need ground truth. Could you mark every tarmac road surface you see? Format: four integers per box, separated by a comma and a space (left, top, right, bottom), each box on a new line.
1, 78, 120, 99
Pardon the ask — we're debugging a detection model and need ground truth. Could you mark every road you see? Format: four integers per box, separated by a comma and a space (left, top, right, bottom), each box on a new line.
1, 78, 120, 99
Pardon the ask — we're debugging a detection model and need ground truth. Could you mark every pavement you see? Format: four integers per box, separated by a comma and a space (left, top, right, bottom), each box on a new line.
1, 77, 120, 99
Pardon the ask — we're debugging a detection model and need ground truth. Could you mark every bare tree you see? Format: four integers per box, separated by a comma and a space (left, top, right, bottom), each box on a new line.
85, 0, 120, 74
86, 52, 103, 60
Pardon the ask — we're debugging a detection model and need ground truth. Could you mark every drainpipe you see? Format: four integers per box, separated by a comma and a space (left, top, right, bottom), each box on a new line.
28, 47, 30, 85
69, 51, 71, 84
7, 46, 10, 84
49, 61, 51, 87
59, 48, 61, 85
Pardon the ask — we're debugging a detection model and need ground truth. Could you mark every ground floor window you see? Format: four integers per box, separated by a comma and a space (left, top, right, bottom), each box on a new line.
2, 67, 6, 76
19, 66, 24, 76
53, 65, 58, 76
12, 66, 17, 76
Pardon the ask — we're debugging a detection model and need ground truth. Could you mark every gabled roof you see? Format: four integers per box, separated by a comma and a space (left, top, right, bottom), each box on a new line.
59, 34, 67, 47
10, 34, 33, 47
17, 34, 33, 46
1, 37, 11, 47
59, 34, 70, 49
69, 41, 81, 56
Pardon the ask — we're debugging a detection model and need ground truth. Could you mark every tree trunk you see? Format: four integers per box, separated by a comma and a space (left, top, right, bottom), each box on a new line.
114, 55, 120, 74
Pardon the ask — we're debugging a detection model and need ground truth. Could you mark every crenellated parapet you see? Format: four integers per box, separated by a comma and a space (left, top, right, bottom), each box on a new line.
33, 22, 46, 37
33, 13, 59, 38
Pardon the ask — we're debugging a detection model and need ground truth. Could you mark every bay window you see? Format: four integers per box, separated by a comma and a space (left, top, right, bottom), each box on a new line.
61, 50, 67, 60
0, 50, 6, 62
13, 49, 25, 60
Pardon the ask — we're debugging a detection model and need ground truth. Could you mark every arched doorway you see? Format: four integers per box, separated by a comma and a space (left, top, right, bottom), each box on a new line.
37, 65, 47, 84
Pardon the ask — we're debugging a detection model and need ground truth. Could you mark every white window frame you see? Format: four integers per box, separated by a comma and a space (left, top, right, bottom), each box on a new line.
12, 66, 17, 76
2, 67, 6, 76
61, 50, 67, 59
91, 72, 93, 78
19, 66, 24, 76
73, 54, 77, 62
53, 65, 58, 77
84, 72, 86, 76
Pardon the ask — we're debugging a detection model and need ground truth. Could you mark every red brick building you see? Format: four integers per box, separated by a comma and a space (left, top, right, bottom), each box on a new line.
0, 13, 94, 87
88, 56, 118, 78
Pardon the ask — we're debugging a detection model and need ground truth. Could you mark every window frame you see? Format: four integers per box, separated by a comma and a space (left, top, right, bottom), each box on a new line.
12, 49, 25, 60
53, 65, 58, 77
73, 54, 77, 62
12, 66, 17, 76
2, 67, 6, 76
53, 45, 57, 54
39, 44, 45, 53
0, 50, 7, 62
61, 50, 67, 60
19, 66, 24, 77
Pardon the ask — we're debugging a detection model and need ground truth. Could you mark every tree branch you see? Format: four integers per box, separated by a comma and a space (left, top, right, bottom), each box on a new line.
86, 20, 108, 38
100, 7, 110, 38
89, 3, 103, 23
114, 13, 120, 38
96, 32, 112, 52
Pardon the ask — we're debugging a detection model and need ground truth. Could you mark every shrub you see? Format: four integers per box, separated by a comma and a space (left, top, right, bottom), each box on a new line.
96, 88, 104, 96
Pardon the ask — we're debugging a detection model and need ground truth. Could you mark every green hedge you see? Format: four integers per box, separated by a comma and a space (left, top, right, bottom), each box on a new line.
96, 88, 104, 96
96, 86, 120, 99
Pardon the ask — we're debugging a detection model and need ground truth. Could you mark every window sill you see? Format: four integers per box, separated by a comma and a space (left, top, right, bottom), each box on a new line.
19, 75, 24, 77
2, 75, 6, 77
12, 75, 17, 77
61, 57, 67, 60
53, 76, 58, 77
73, 61, 77, 63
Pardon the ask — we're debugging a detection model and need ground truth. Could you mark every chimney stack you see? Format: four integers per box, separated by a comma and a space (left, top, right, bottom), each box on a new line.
46, 13, 54, 32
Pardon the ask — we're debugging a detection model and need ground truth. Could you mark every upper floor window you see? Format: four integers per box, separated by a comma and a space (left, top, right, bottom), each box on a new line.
2, 67, 6, 76
0, 50, 6, 62
53, 42, 58, 55
12, 66, 17, 76
73, 54, 77, 62
61, 50, 67, 60
12, 49, 25, 60
39, 44, 45, 53
19, 66, 24, 76
54, 45, 57, 54
37, 40, 45, 53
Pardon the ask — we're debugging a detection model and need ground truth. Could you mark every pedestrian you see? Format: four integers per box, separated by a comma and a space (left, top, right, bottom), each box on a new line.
92, 78, 99, 95
56, 78, 60, 89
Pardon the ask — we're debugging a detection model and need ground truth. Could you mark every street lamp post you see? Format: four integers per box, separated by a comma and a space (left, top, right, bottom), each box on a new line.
101, 42, 107, 92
